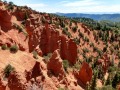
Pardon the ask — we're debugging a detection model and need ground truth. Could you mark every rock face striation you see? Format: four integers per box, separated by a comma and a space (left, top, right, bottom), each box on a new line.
75, 62, 93, 88
47, 50, 65, 76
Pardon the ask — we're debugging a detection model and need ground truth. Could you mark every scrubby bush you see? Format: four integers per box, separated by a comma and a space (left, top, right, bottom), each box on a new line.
79, 31, 84, 38
83, 48, 89, 53
41, 16, 46, 24
60, 21, 65, 28
1, 44, 7, 50
32, 50, 38, 59
90, 69, 98, 90
112, 71, 120, 88
73, 62, 81, 70
62, 27, 71, 37
43, 53, 52, 63
90, 43, 94, 47
72, 26, 77, 32
3, 64, 14, 78
62, 27, 68, 34
93, 47, 98, 52
84, 36, 89, 42
10, 45, 18, 53
97, 85, 114, 90
73, 37, 80, 45
69, 21, 72, 26
63, 60, 69, 71
13, 23, 23, 32
103, 46, 107, 52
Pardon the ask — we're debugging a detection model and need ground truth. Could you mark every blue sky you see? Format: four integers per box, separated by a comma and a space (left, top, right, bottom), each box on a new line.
2, 0, 120, 13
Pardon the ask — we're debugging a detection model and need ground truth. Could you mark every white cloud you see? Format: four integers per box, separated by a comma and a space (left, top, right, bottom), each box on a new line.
56, 0, 120, 13
63, 0, 101, 7
59, 1, 69, 4
25, 3, 46, 8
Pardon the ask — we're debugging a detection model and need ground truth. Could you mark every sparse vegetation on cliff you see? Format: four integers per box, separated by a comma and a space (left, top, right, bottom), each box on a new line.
3, 64, 14, 78
10, 45, 18, 53
0, 1, 120, 90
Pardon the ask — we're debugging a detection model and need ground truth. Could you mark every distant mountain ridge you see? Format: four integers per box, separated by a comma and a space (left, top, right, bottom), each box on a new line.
56, 13, 120, 22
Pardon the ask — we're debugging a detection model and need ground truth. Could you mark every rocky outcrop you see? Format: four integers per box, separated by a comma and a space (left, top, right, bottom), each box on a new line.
0, 78, 6, 90
40, 23, 60, 55
47, 50, 65, 76
97, 54, 111, 73
25, 61, 42, 81
75, 62, 92, 88
60, 36, 77, 64
60, 36, 68, 61
8, 72, 26, 90
67, 39, 77, 64
0, 2, 3, 6
0, 9, 12, 31
40, 23, 77, 64
13, 9, 27, 21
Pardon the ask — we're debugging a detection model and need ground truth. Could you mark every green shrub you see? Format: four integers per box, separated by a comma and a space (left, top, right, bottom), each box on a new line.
72, 26, 77, 32
84, 36, 89, 42
13, 23, 23, 32
83, 48, 89, 53
62, 28, 71, 37
58, 87, 68, 90
67, 32, 72, 38
69, 21, 72, 26
97, 85, 114, 90
63, 27, 68, 32
63, 60, 69, 71
117, 53, 120, 59
90, 43, 94, 47
97, 49, 103, 57
73, 62, 81, 70
43, 53, 52, 63
10, 45, 18, 53
79, 32, 84, 38
103, 47, 107, 52
41, 16, 46, 24
24, 12, 29, 20
62, 27, 68, 34
60, 21, 65, 28
1, 44, 7, 50
93, 47, 98, 52
112, 71, 120, 88
73, 37, 80, 45
108, 66, 117, 73
3, 64, 14, 78
58, 88, 64, 90
90, 69, 98, 90
32, 50, 38, 59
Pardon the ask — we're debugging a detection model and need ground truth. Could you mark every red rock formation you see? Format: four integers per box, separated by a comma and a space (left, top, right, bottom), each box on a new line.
75, 62, 92, 87
0, 2, 3, 6
47, 49, 65, 76
13, 9, 26, 21
40, 23, 60, 55
35, 45, 43, 56
0, 9, 12, 31
8, 72, 26, 90
25, 61, 42, 81
102, 54, 110, 73
0, 78, 6, 90
67, 39, 77, 64
60, 36, 68, 61
60, 36, 77, 64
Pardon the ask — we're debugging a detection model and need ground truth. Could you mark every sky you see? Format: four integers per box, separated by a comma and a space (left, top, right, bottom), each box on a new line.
2, 0, 120, 13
